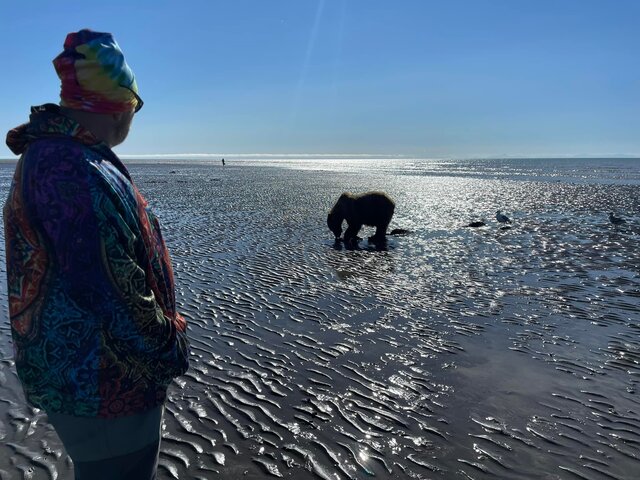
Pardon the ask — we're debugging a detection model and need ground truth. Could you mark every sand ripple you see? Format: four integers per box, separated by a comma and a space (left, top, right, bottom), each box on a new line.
0, 161, 639, 479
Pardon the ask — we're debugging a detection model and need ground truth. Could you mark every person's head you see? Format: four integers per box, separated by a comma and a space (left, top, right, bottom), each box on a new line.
53, 29, 143, 146
59, 107, 135, 148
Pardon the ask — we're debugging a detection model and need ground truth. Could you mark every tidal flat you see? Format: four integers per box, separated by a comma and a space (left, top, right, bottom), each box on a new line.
1, 157, 639, 479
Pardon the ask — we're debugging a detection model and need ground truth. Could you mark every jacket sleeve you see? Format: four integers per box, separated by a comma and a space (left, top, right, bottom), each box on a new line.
26, 141, 188, 384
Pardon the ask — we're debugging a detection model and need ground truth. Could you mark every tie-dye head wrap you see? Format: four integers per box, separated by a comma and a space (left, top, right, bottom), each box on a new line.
53, 29, 142, 114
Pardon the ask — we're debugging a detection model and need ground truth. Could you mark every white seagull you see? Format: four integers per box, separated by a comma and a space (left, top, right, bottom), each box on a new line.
609, 212, 626, 226
496, 210, 511, 224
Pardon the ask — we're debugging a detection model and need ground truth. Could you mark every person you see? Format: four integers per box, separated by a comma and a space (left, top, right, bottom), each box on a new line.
3, 29, 189, 480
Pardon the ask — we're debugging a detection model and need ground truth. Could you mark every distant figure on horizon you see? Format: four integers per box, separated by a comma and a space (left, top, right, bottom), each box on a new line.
496, 210, 512, 225
609, 212, 626, 226
222, 158, 225, 166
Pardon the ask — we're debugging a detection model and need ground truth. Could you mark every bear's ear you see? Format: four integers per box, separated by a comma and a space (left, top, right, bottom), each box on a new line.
338, 193, 350, 202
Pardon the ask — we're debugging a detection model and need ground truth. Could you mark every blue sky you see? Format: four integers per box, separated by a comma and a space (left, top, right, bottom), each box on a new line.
1, 0, 638, 158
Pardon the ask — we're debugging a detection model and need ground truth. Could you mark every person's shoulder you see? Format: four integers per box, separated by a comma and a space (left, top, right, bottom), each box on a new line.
27, 138, 108, 178
18, 140, 109, 198
24, 137, 91, 168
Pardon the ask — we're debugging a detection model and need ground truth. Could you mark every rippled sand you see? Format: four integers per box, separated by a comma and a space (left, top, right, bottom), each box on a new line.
1, 158, 639, 479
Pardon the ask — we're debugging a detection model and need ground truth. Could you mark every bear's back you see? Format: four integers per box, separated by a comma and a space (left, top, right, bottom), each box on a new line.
347, 192, 394, 226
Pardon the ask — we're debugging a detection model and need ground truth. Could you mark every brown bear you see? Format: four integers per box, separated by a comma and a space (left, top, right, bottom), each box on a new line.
327, 191, 395, 245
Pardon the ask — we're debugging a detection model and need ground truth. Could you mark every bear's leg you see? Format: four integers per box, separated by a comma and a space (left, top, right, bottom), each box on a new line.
344, 223, 362, 245
370, 223, 389, 241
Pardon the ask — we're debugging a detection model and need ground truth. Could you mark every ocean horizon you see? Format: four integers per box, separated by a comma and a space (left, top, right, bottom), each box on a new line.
2, 156, 638, 184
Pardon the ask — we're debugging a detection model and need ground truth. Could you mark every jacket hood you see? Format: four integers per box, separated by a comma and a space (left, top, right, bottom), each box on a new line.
6, 104, 101, 155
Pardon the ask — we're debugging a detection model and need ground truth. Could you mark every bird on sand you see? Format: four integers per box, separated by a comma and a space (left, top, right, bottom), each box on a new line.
609, 212, 626, 226
496, 210, 511, 224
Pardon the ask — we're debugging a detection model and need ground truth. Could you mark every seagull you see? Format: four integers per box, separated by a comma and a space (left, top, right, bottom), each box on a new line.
609, 212, 626, 226
496, 210, 511, 224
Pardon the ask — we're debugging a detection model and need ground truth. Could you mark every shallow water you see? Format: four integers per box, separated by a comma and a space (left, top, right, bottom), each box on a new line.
1, 158, 639, 479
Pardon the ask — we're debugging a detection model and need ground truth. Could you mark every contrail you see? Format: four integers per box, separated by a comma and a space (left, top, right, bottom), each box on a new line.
290, 0, 326, 125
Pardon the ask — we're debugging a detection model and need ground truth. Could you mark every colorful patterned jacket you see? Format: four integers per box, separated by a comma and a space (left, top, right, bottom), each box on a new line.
3, 104, 189, 418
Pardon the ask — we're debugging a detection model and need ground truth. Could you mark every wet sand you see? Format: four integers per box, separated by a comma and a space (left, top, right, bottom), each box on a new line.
1, 158, 639, 479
